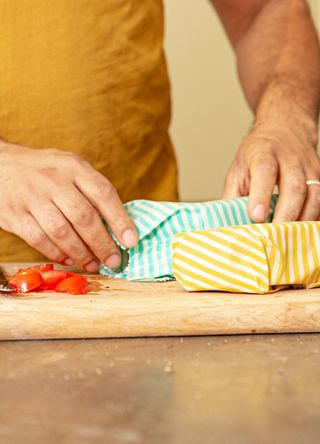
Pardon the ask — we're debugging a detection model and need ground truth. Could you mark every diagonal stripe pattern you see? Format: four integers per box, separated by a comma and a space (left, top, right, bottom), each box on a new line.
172, 222, 320, 294
99, 196, 277, 281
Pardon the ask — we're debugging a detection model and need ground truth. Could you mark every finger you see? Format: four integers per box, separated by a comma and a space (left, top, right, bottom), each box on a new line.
273, 167, 307, 222
13, 211, 68, 264
248, 154, 278, 223
30, 200, 99, 272
54, 187, 122, 269
299, 183, 320, 221
222, 172, 242, 199
77, 172, 139, 248
222, 158, 251, 199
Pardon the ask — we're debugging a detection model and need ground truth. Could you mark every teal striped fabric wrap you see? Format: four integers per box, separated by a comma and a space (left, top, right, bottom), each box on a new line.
99, 196, 278, 281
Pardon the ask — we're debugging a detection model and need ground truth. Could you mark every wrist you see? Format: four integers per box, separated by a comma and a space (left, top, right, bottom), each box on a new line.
0, 139, 7, 153
254, 110, 318, 148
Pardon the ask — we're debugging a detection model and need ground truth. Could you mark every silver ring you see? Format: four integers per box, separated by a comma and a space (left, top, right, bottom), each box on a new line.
306, 180, 320, 186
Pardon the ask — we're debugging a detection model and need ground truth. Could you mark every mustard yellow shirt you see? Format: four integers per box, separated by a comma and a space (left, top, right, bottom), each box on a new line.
0, 0, 178, 262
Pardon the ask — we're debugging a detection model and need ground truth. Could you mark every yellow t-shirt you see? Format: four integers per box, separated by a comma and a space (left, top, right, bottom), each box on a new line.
0, 0, 178, 262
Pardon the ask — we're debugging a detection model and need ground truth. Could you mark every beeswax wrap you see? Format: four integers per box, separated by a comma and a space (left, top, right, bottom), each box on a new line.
100, 196, 277, 281
172, 221, 320, 294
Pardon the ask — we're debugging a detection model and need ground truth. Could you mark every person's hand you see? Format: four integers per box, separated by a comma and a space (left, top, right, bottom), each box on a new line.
223, 121, 320, 222
0, 141, 139, 272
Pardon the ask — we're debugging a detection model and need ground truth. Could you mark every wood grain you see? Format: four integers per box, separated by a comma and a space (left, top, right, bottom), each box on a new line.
1, 263, 320, 340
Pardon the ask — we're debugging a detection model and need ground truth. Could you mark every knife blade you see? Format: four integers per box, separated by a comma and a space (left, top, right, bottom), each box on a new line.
0, 267, 15, 293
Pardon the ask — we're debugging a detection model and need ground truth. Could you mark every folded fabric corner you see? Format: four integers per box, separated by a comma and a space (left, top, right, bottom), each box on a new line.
173, 222, 320, 294
172, 226, 270, 294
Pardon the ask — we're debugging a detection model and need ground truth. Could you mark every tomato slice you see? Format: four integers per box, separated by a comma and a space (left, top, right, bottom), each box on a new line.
41, 270, 70, 290
9, 270, 44, 293
9, 265, 89, 295
28, 264, 54, 274
55, 275, 89, 295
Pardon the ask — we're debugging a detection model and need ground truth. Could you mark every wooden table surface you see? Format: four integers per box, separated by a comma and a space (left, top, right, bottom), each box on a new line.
1, 334, 320, 444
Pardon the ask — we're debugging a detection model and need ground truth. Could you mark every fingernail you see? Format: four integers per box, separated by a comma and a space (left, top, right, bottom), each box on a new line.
85, 260, 99, 273
64, 258, 74, 266
122, 229, 138, 248
252, 204, 266, 222
105, 254, 121, 269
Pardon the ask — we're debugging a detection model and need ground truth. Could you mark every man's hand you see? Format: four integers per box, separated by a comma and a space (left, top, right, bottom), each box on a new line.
0, 141, 139, 272
211, 0, 320, 222
223, 120, 320, 222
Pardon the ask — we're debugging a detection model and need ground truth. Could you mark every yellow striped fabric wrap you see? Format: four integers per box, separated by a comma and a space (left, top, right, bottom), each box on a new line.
172, 222, 320, 294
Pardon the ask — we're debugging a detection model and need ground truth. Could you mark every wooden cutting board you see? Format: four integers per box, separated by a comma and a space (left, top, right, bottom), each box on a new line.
1, 263, 320, 340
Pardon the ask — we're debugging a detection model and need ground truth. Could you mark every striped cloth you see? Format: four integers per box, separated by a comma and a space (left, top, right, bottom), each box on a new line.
172, 221, 320, 294
99, 196, 277, 281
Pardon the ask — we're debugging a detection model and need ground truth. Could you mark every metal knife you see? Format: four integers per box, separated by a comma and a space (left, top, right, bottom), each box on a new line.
0, 267, 15, 293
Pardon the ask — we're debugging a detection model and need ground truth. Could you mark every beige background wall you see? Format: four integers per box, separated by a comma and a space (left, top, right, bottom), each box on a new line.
164, 0, 319, 201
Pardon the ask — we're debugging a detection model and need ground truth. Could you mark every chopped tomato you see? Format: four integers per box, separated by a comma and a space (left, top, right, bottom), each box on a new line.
41, 270, 70, 290
9, 270, 44, 293
28, 264, 54, 274
9, 264, 90, 295
55, 275, 88, 295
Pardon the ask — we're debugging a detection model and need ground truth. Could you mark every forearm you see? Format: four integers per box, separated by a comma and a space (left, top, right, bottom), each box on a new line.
211, 0, 320, 222
236, 0, 320, 142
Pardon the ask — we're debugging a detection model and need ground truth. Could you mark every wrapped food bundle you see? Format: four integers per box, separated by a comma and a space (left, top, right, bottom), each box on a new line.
100, 196, 277, 281
172, 221, 320, 294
